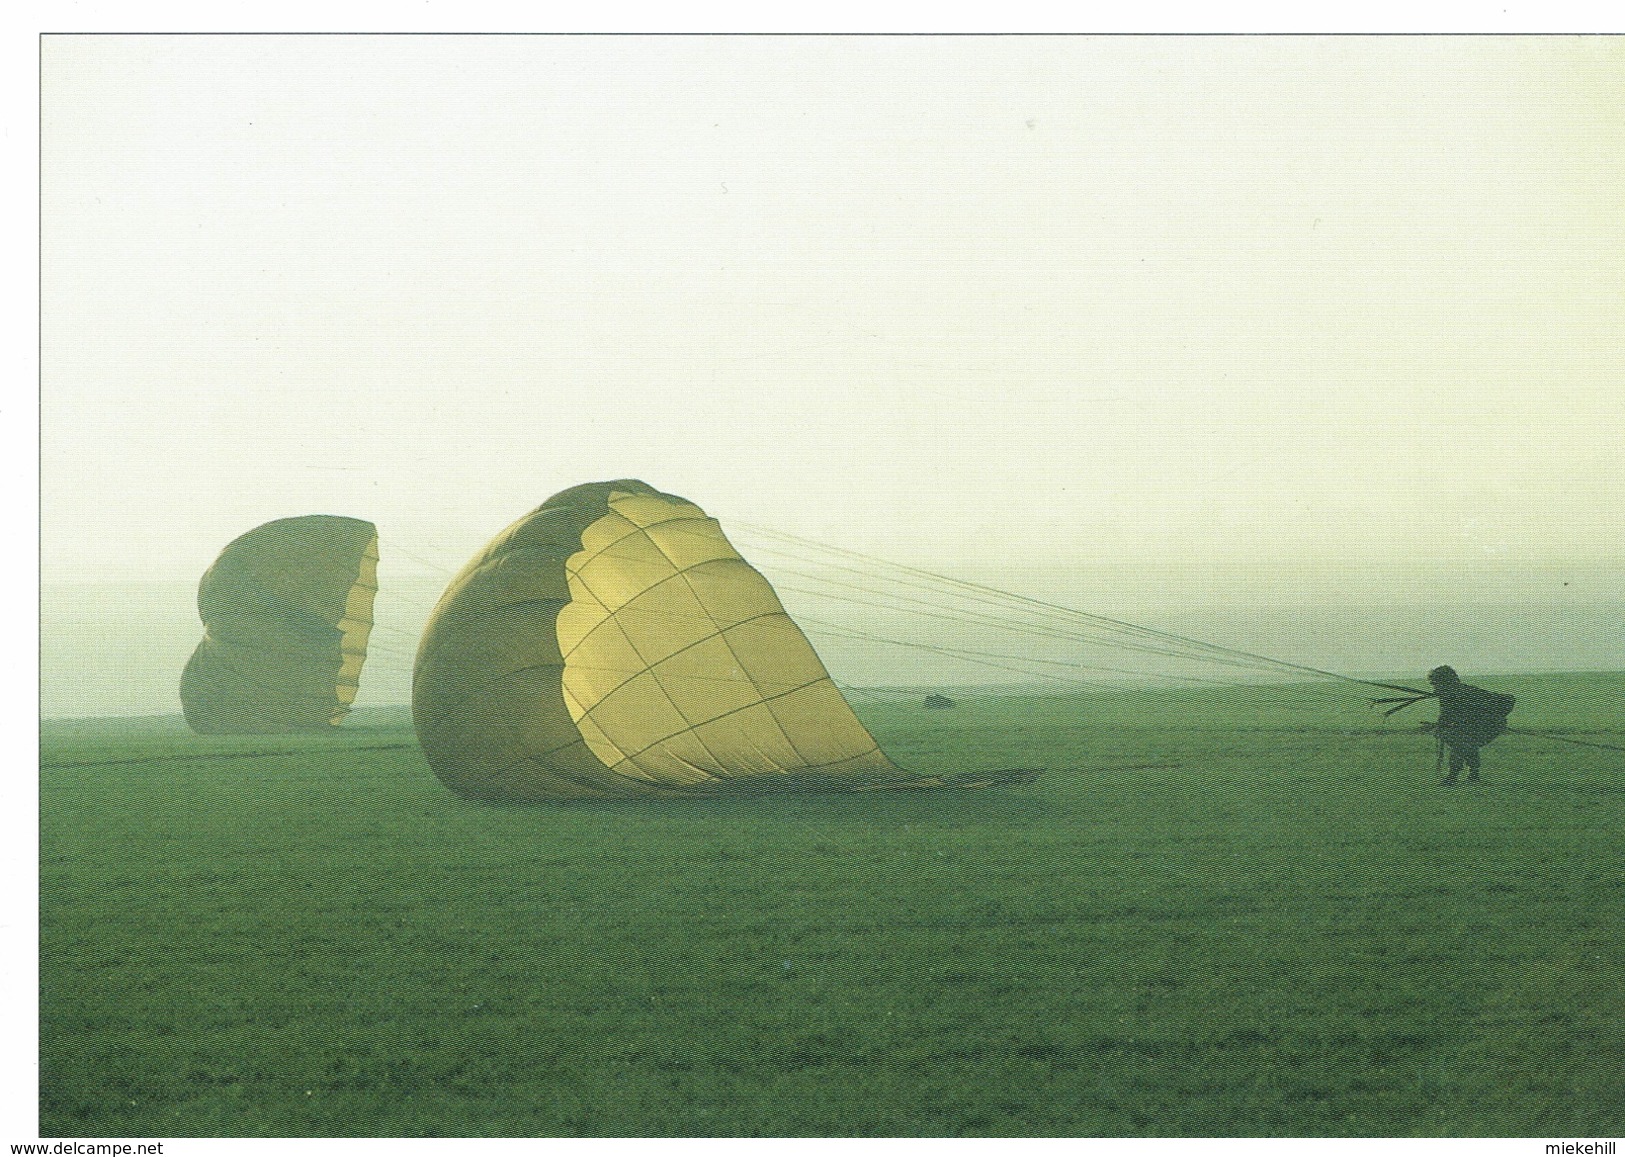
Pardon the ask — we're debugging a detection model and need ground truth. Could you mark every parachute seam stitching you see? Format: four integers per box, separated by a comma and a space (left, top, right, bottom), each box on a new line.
555, 560, 760, 665
610, 511, 815, 775
565, 609, 787, 697
659, 514, 814, 774
569, 502, 886, 774
579, 518, 735, 778
612, 677, 865, 766
555, 509, 728, 779
564, 505, 784, 779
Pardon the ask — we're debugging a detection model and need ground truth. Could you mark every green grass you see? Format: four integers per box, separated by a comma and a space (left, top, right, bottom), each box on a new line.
38, 674, 1625, 1137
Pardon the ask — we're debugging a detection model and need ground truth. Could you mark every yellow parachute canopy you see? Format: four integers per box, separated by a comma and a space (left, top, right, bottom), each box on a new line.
180, 515, 379, 735
413, 481, 923, 802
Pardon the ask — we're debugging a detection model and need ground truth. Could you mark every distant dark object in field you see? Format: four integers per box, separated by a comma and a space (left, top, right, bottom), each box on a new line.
181, 515, 378, 735
923, 694, 956, 709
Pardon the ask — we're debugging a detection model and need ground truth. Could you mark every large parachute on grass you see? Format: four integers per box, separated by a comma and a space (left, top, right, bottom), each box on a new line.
181, 515, 379, 735
413, 481, 1026, 801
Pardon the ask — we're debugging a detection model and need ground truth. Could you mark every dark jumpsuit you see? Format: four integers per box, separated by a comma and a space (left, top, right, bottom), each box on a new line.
1435, 682, 1514, 783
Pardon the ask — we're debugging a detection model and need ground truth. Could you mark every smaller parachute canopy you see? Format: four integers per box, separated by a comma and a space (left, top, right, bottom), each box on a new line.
180, 515, 379, 735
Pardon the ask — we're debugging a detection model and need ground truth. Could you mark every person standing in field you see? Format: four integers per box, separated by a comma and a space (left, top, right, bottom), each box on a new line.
1424, 665, 1516, 785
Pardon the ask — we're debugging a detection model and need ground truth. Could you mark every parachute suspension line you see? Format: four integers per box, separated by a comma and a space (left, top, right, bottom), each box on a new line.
680, 518, 1293, 682
770, 570, 1312, 681
778, 526, 1425, 694
1505, 728, 1625, 754
365, 623, 428, 645
1371, 692, 1436, 718
832, 682, 899, 705
808, 622, 1127, 688
736, 527, 1311, 674
778, 578, 1309, 687
388, 544, 460, 577
366, 539, 461, 660
777, 578, 1208, 673
800, 618, 1243, 688
732, 528, 1326, 683
734, 524, 1621, 753
730, 522, 1428, 696
358, 639, 417, 662
663, 516, 1209, 679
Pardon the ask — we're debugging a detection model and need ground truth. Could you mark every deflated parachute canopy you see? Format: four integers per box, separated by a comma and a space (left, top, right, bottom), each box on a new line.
181, 515, 379, 734
414, 480, 941, 802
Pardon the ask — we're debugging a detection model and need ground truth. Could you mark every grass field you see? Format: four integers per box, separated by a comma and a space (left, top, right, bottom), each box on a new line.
38, 674, 1625, 1137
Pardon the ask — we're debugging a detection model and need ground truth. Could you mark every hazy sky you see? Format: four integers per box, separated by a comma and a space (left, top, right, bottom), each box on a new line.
41, 35, 1624, 602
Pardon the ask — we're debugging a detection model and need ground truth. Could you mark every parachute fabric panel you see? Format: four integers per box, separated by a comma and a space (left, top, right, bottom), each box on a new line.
556, 488, 898, 786
334, 535, 380, 719
411, 484, 623, 802
413, 480, 902, 803
180, 516, 378, 735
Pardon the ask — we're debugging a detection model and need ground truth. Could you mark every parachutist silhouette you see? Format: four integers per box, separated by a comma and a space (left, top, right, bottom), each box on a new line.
1423, 666, 1515, 785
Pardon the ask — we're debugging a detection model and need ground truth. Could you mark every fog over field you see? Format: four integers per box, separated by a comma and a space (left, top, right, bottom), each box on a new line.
39, 35, 1624, 719
40, 562, 1624, 719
